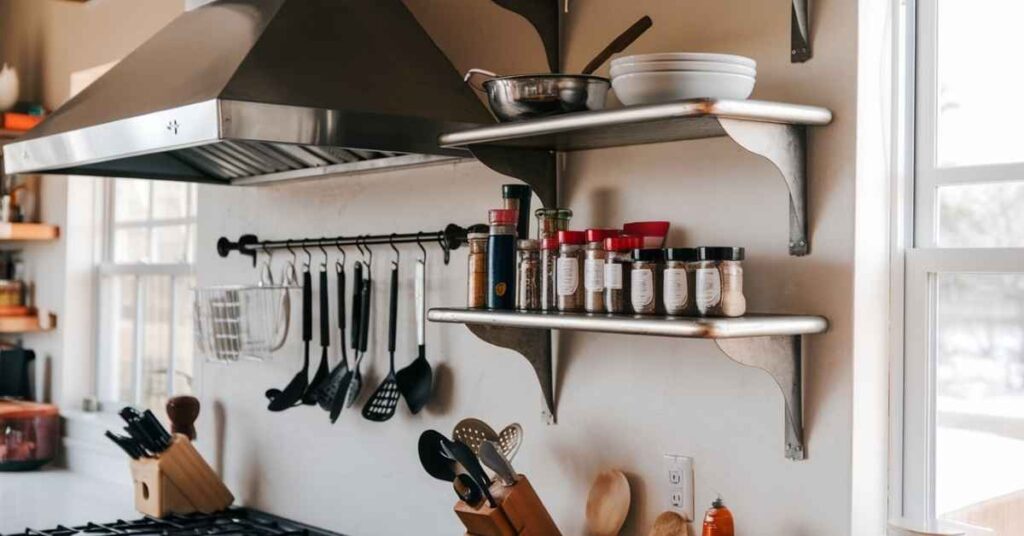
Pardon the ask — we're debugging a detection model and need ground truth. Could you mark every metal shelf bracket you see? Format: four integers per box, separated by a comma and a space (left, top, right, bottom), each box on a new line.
463, 324, 557, 424
715, 335, 804, 460
718, 119, 809, 256
469, 145, 558, 208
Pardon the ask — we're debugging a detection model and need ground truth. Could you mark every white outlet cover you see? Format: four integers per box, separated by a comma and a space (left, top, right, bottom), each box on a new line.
663, 454, 695, 521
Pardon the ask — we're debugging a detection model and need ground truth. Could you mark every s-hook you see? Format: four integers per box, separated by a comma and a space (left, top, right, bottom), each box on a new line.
335, 242, 347, 274
437, 232, 450, 265
318, 240, 329, 272
301, 243, 313, 272
389, 233, 400, 269
415, 232, 427, 263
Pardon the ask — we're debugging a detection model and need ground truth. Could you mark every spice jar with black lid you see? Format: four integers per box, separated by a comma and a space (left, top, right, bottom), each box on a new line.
695, 246, 746, 317
603, 236, 640, 314
466, 232, 489, 309
630, 248, 664, 315
540, 237, 559, 311
516, 239, 541, 311
556, 230, 586, 312
583, 229, 620, 313
536, 208, 573, 240
486, 209, 518, 310
664, 248, 699, 316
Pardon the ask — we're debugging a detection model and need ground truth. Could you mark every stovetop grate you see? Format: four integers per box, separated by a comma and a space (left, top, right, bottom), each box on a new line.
5, 509, 343, 536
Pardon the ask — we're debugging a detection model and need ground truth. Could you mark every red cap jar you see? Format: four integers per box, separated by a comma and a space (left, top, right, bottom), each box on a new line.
541, 237, 560, 250
557, 230, 586, 245
489, 208, 518, 226
585, 228, 621, 244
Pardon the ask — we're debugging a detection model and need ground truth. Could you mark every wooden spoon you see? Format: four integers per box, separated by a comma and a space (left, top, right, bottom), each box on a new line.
585, 469, 631, 536
647, 511, 688, 536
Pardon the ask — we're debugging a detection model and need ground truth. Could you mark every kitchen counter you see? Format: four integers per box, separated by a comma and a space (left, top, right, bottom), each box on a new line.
0, 468, 137, 534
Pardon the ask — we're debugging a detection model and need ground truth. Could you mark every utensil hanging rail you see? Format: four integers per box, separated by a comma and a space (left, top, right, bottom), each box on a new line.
216, 223, 472, 266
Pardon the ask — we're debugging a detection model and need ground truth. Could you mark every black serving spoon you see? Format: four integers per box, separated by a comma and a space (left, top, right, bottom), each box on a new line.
303, 258, 332, 405
267, 265, 312, 411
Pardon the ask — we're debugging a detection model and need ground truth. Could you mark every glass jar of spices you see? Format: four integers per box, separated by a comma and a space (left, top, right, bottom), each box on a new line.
583, 229, 620, 313
695, 247, 746, 317
466, 232, 488, 309
556, 230, 586, 312
486, 209, 518, 310
663, 248, 699, 316
535, 208, 573, 240
603, 236, 640, 314
540, 237, 559, 311
630, 248, 664, 315
516, 239, 541, 311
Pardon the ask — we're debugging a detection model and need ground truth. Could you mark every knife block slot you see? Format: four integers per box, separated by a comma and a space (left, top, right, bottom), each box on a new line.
129, 434, 233, 517
455, 475, 561, 536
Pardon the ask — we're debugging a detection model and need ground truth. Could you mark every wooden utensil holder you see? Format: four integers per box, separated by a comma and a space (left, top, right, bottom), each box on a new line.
129, 434, 233, 517
455, 475, 561, 536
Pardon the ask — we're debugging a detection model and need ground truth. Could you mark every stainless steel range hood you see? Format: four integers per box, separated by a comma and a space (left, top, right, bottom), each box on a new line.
2, 0, 491, 184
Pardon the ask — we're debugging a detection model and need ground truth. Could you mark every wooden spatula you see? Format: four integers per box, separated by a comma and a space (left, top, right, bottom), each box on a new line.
585, 469, 631, 536
647, 511, 687, 536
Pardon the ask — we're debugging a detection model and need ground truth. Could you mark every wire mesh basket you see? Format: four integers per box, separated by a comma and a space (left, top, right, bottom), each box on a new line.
193, 284, 292, 363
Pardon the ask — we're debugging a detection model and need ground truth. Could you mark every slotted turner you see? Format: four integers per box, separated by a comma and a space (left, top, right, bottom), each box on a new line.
361, 262, 401, 421
453, 418, 523, 461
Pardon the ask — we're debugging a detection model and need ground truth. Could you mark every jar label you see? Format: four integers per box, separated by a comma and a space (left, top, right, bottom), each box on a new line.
556, 257, 579, 296
721, 262, 745, 317
631, 269, 654, 310
696, 267, 722, 313
664, 268, 689, 312
584, 259, 605, 292
604, 263, 623, 289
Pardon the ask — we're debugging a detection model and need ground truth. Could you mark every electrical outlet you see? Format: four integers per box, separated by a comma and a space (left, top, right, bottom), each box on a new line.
663, 454, 694, 521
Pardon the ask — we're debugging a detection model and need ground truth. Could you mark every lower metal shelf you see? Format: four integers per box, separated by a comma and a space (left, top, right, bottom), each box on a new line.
427, 308, 828, 460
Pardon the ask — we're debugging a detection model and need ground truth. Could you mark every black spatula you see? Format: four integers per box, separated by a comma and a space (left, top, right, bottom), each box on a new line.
396, 259, 433, 414
362, 262, 401, 422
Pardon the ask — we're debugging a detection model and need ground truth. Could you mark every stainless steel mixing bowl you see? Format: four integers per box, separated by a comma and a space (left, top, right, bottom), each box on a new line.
465, 69, 610, 122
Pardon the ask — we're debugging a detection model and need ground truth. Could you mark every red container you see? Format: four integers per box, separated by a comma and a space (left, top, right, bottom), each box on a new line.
0, 401, 59, 471
623, 221, 670, 248
557, 230, 586, 245
541, 237, 560, 250
584, 228, 621, 244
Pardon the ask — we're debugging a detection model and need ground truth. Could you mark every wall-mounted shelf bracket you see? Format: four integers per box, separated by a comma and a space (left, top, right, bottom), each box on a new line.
715, 335, 804, 460
463, 323, 556, 424
791, 0, 812, 62
469, 145, 558, 208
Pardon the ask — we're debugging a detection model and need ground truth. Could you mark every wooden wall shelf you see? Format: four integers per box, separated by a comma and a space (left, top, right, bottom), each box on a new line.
0, 312, 57, 333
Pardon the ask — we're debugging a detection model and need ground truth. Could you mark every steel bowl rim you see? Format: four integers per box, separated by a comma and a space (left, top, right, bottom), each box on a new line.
482, 74, 610, 88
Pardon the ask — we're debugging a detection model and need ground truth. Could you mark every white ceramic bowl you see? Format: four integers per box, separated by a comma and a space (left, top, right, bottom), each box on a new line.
612, 71, 756, 105
612, 52, 756, 70
610, 60, 756, 78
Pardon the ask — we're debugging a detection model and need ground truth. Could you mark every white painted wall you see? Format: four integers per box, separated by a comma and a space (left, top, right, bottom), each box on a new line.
193, 1, 862, 534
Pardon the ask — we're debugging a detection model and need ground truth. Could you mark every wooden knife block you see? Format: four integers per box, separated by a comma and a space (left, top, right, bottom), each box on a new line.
455, 475, 561, 536
129, 434, 233, 517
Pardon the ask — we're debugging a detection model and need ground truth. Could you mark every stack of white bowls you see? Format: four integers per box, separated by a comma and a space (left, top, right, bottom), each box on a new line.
610, 53, 757, 106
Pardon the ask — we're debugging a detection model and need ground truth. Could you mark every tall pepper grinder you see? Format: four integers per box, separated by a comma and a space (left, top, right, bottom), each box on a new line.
166, 395, 200, 440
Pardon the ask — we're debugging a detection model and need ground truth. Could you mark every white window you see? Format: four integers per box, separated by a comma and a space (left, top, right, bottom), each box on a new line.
95, 179, 197, 411
902, 1, 1024, 533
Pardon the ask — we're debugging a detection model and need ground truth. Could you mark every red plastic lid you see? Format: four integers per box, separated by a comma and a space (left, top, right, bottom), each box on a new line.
541, 237, 560, 250
585, 228, 621, 243
605, 236, 643, 252
557, 230, 586, 245
623, 221, 670, 237
488, 208, 518, 225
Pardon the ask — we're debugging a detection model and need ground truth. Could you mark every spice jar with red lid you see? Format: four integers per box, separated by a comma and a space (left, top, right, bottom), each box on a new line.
603, 236, 640, 314
556, 230, 586, 312
583, 229, 621, 313
487, 209, 518, 310
540, 237, 559, 311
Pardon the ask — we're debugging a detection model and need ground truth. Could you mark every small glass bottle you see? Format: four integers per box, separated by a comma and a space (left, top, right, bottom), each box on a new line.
466, 232, 489, 309
516, 239, 541, 311
535, 208, 573, 240
630, 248, 664, 315
583, 229, 620, 313
556, 230, 586, 312
540, 237, 559, 311
695, 247, 746, 317
486, 209, 518, 310
663, 248, 699, 316
603, 236, 639, 314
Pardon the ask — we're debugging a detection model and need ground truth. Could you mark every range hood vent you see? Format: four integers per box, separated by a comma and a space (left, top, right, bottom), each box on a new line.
3, 0, 491, 183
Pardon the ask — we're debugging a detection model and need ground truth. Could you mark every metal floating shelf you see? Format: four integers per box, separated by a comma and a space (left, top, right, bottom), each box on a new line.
428, 307, 828, 460
439, 99, 833, 256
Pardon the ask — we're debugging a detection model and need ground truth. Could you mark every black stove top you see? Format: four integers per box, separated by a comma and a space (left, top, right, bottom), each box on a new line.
4, 509, 344, 536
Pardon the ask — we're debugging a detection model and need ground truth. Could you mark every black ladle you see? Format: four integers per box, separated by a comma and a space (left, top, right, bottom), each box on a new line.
419, 430, 484, 506
396, 238, 433, 414
267, 261, 312, 411
303, 246, 332, 404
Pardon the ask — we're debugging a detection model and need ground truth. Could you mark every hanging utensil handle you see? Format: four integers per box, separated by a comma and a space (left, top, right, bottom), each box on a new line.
319, 269, 329, 347
581, 15, 653, 75
463, 68, 498, 92
359, 273, 372, 353
415, 260, 425, 348
351, 262, 363, 351
337, 267, 346, 355
302, 270, 312, 343
388, 265, 398, 355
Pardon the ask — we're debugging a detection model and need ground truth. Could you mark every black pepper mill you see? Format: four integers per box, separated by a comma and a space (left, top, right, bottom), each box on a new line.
502, 184, 532, 240
166, 395, 200, 440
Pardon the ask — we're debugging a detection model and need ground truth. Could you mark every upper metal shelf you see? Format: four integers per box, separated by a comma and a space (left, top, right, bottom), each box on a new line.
439, 99, 832, 151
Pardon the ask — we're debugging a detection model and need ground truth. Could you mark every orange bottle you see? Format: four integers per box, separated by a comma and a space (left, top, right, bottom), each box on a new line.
701, 498, 734, 536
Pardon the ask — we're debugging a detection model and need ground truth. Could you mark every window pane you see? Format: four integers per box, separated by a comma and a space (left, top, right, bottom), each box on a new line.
115, 275, 137, 404
938, 181, 1024, 247
936, 1, 1024, 167
114, 179, 150, 222
114, 228, 149, 263
152, 182, 189, 220
140, 276, 172, 411
173, 275, 195, 396
936, 273, 1024, 534
151, 225, 188, 263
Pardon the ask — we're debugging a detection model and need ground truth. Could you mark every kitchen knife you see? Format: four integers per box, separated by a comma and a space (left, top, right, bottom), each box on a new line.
479, 440, 517, 486
105, 430, 143, 459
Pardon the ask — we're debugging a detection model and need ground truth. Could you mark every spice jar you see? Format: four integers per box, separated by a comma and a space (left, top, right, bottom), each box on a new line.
695, 247, 746, 317
487, 209, 518, 310
663, 248, 699, 316
540, 237, 559, 311
466, 232, 488, 309
603, 236, 640, 314
502, 184, 532, 240
556, 230, 586, 312
583, 229, 620, 313
630, 248, 664, 315
516, 239, 541, 311
535, 208, 573, 240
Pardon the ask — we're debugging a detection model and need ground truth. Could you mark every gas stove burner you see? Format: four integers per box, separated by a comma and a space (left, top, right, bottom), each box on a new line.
4, 509, 344, 536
